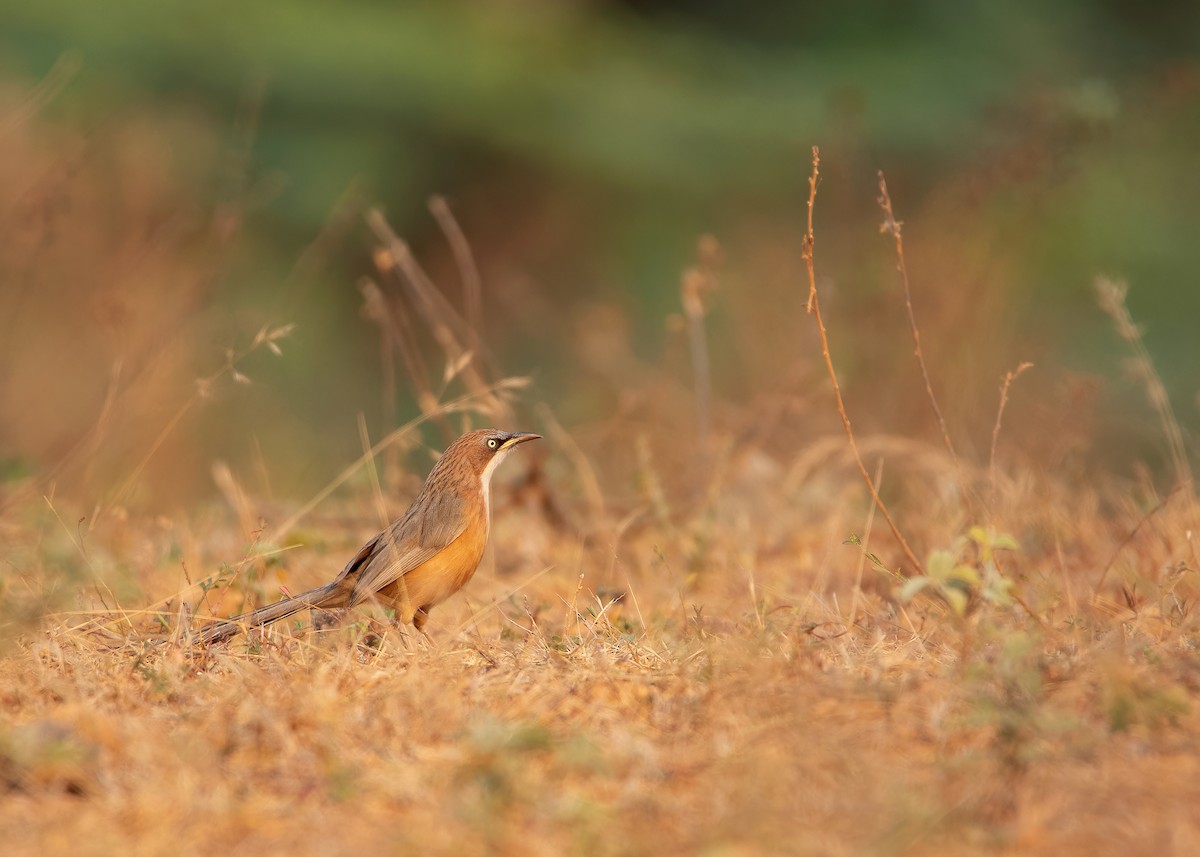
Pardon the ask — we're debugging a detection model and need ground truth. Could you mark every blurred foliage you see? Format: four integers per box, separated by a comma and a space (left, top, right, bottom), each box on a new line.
1, 0, 1198, 501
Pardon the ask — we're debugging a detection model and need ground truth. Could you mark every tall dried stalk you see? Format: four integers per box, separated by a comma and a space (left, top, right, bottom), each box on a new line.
359, 276, 450, 442
988, 361, 1034, 501
680, 236, 720, 459
428, 196, 485, 343
876, 173, 958, 464
1095, 277, 1193, 492
802, 148, 923, 574
366, 209, 512, 426
1095, 276, 1198, 585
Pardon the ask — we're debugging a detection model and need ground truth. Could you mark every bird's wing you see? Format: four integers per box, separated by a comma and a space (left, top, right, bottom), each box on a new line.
417, 484, 471, 547
342, 490, 468, 604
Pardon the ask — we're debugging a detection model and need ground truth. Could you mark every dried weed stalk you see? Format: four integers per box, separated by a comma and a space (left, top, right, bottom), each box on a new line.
989, 361, 1034, 501
876, 172, 959, 466
803, 147, 924, 574
1095, 276, 1193, 492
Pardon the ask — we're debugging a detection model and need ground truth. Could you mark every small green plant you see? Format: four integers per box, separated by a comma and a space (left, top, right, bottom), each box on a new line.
899, 527, 1018, 617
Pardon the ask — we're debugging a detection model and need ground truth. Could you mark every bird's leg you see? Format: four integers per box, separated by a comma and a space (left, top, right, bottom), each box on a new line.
412, 606, 436, 646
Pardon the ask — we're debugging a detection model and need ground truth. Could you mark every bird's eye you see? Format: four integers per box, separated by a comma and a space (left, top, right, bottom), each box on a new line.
487, 438, 498, 449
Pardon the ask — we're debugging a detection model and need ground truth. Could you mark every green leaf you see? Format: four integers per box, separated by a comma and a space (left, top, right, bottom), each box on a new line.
949, 564, 981, 587
967, 526, 1020, 552
926, 549, 957, 581
992, 533, 1020, 551
845, 534, 900, 578
943, 586, 969, 616
900, 576, 932, 603
983, 575, 1014, 605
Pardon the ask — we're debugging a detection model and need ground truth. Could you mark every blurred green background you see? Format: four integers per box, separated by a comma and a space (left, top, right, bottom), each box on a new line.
1, 0, 1198, 504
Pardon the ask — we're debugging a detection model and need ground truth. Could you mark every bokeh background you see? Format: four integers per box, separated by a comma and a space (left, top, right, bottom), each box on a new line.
2, 0, 1198, 510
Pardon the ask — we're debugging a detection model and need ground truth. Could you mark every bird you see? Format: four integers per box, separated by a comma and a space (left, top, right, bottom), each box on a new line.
199, 429, 541, 645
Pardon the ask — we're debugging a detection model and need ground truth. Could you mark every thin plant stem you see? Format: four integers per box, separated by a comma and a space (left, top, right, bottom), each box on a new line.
428, 195, 486, 342
988, 361, 1034, 502
876, 172, 959, 464
1095, 277, 1193, 492
848, 458, 885, 629
1093, 485, 1183, 596
682, 268, 713, 458
802, 147, 924, 575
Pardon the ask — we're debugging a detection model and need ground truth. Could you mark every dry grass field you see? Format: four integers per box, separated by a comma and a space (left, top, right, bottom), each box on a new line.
5, 446, 1200, 857
3, 130, 1199, 857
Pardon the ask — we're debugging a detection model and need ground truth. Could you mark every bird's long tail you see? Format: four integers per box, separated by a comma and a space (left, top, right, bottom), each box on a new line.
197, 583, 341, 646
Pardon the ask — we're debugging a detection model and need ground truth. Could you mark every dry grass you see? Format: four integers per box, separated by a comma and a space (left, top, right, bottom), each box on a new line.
4, 107, 1200, 857
4, 484, 1200, 857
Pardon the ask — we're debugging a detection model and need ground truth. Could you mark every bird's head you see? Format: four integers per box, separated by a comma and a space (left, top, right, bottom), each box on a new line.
441, 429, 541, 492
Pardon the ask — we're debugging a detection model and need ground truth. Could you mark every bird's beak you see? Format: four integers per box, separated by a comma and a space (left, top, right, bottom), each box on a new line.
504, 432, 542, 447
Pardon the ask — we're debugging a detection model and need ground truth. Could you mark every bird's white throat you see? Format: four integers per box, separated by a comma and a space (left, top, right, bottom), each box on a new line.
479, 446, 515, 527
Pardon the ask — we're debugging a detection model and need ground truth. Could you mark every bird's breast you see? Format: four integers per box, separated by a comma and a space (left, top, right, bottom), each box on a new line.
401, 512, 491, 610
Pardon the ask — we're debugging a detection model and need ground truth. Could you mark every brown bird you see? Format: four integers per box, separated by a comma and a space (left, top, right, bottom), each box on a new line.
199, 429, 540, 645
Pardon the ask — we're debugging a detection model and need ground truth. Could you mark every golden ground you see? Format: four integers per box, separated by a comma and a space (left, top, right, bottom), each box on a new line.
2, 474, 1199, 857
